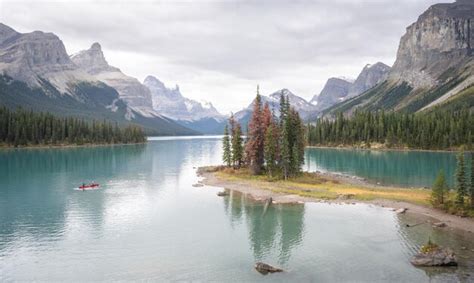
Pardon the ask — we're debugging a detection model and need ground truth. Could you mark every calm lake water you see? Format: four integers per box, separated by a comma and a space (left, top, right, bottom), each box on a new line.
305, 147, 458, 187
0, 137, 473, 281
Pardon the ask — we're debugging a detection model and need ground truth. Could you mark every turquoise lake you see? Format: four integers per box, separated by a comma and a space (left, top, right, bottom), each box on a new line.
305, 147, 458, 188
0, 137, 473, 281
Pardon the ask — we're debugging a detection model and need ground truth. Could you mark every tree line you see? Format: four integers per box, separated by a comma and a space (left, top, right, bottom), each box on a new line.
308, 109, 474, 150
431, 152, 474, 215
222, 87, 305, 179
0, 107, 146, 147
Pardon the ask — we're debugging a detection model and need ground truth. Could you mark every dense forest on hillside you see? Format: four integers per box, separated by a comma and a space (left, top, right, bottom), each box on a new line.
0, 107, 146, 147
308, 109, 474, 150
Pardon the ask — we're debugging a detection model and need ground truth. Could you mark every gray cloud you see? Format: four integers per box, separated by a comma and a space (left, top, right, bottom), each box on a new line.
0, 0, 453, 113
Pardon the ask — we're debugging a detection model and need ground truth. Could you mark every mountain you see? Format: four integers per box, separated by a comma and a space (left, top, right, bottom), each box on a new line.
143, 75, 225, 134
0, 23, 92, 93
310, 78, 353, 111
347, 62, 391, 98
0, 23, 197, 135
71, 43, 156, 117
235, 89, 317, 129
310, 62, 390, 112
325, 0, 474, 116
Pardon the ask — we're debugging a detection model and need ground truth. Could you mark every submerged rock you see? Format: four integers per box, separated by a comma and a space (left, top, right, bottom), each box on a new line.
254, 262, 283, 275
411, 247, 457, 267
432, 222, 447, 228
395, 208, 407, 214
217, 191, 229, 197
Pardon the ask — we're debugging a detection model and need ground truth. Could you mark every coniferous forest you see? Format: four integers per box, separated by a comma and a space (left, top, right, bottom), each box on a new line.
0, 107, 146, 147
308, 109, 474, 150
222, 87, 306, 179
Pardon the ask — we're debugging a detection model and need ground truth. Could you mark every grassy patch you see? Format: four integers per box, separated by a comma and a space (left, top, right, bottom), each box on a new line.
214, 168, 432, 206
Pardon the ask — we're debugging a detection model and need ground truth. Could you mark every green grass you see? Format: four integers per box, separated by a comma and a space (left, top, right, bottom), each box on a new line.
213, 167, 432, 206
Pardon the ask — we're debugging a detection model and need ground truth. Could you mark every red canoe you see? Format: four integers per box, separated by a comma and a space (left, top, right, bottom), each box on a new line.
79, 183, 100, 190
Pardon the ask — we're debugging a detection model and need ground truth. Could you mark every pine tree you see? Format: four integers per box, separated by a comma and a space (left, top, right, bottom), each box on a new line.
222, 124, 231, 167
431, 170, 447, 206
231, 122, 244, 168
245, 86, 265, 174
264, 122, 278, 177
470, 152, 474, 208
455, 152, 467, 206
280, 122, 290, 180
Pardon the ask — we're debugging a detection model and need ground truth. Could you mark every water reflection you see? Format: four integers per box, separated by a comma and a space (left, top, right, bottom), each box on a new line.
222, 191, 305, 264
0, 145, 146, 251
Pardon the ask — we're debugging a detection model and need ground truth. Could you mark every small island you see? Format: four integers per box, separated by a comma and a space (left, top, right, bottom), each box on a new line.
199, 89, 474, 234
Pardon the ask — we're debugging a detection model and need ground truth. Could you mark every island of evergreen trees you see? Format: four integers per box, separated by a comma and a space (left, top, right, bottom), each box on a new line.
222, 87, 305, 179
0, 107, 146, 147
432, 152, 474, 216
308, 109, 473, 150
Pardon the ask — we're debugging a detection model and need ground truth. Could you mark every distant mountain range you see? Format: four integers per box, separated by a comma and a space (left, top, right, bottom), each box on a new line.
0, 0, 472, 135
234, 88, 318, 130
323, 0, 473, 116
0, 23, 196, 135
310, 62, 391, 112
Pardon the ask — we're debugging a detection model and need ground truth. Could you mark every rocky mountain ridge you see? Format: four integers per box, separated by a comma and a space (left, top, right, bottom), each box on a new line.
324, 0, 474, 116
143, 75, 223, 122
0, 23, 197, 135
71, 43, 156, 117
235, 89, 317, 129
310, 62, 390, 112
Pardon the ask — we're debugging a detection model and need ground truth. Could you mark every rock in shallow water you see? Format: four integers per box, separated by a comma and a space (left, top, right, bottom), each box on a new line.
411, 247, 458, 267
217, 191, 229, 196
254, 262, 283, 275
395, 208, 407, 214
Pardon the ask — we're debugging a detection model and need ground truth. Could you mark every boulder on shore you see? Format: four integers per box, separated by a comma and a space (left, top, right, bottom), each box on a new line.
254, 262, 283, 275
411, 247, 457, 267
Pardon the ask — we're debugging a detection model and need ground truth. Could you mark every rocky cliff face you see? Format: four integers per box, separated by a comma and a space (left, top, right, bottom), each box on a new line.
310, 78, 352, 111
71, 43, 155, 116
348, 62, 391, 98
0, 23, 197, 135
310, 62, 390, 112
324, 0, 474, 116
389, 0, 473, 88
0, 23, 92, 93
143, 75, 223, 121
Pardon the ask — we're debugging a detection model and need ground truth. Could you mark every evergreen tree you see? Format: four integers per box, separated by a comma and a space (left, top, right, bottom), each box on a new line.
471, 152, 474, 208
307, 109, 474, 150
431, 170, 447, 206
245, 86, 265, 174
455, 152, 467, 206
222, 124, 231, 167
232, 123, 244, 168
264, 122, 278, 177
0, 107, 146, 146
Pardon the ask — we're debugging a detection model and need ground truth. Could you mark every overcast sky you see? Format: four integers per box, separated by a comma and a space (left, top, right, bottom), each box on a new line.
0, 0, 452, 114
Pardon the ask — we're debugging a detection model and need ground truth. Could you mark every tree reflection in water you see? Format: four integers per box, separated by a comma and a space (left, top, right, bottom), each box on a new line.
222, 191, 305, 265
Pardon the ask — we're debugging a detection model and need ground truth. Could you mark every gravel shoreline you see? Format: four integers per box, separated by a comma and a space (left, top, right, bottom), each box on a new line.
197, 167, 474, 234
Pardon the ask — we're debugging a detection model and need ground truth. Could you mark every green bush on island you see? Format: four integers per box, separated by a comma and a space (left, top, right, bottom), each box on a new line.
420, 238, 439, 254
431, 151, 474, 216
